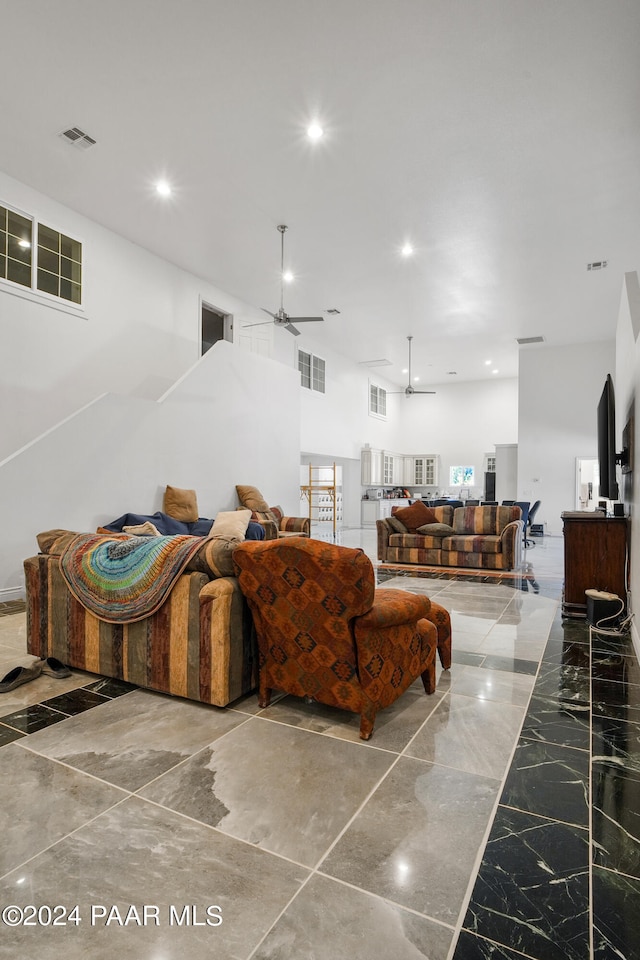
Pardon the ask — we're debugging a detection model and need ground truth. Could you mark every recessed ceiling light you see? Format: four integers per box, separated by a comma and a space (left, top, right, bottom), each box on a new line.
485, 359, 492, 365
307, 122, 323, 141
402, 368, 408, 374
283, 271, 294, 284
155, 180, 172, 197
401, 243, 414, 257
413, 376, 420, 382
492, 369, 499, 374
18, 239, 31, 249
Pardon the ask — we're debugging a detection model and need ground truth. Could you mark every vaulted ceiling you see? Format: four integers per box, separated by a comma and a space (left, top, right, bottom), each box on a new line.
2, 1, 639, 387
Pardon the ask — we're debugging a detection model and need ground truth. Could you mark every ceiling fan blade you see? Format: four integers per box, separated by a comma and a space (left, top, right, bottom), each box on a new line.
243, 319, 275, 329
261, 307, 277, 319
412, 390, 436, 395
285, 323, 301, 336
287, 317, 324, 323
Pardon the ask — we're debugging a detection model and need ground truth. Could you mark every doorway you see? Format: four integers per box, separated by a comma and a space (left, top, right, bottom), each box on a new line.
575, 457, 600, 510
201, 302, 232, 355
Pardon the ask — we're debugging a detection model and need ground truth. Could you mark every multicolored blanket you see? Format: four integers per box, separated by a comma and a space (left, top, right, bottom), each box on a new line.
59, 533, 204, 623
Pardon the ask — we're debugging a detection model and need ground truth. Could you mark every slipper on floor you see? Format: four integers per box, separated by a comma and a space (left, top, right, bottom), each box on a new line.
37, 657, 72, 679
0, 661, 43, 693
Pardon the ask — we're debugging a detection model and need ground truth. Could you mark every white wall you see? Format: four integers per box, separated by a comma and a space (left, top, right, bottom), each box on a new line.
0, 342, 301, 597
518, 341, 616, 536
0, 170, 271, 461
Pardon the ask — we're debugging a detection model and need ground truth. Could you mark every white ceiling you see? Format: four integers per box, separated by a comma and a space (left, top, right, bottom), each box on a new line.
2, 0, 639, 387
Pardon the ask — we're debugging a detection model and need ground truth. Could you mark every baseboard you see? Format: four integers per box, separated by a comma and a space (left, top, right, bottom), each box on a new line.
0, 586, 25, 603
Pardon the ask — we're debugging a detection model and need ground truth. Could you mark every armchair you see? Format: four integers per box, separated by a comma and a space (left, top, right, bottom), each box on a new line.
233, 538, 438, 739
236, 484, 310, 539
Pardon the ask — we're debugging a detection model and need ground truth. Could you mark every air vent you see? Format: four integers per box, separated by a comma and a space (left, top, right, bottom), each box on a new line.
358, 359, 392, 367
59, 127, 97, 149
587, 260, 608, 271
326, 308, 341, 315
516, 336, 545, 345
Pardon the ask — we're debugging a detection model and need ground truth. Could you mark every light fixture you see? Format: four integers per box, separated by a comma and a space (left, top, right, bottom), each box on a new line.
307, 122, 323, 141
155, 180, 172, 197
492, 368, 499, 374
18, 239, 31, 249
401, 243, 414, 257
283, 270, 294, 284
485, 359, 492, 366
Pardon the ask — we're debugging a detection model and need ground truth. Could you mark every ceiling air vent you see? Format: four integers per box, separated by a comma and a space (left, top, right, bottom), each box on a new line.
358, 359, 392, 368
516, 336, 545, 345
587, 260, 608, 271
59, 127, 97, 149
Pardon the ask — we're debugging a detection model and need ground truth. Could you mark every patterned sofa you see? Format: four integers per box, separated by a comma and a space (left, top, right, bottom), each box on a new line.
377, 502, 523, 570
24, 529, 256, 707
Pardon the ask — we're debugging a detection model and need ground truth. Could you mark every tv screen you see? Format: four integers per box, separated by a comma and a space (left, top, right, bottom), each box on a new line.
598, 374, 618, 500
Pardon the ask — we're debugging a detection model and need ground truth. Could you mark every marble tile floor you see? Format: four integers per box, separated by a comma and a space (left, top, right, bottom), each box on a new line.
0, 533, 638, 958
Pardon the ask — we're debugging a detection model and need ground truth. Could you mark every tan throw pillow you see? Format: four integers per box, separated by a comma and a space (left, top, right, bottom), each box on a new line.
123, 521, 161, 536
163, 485, 199, 522
209, 509, 252, 541
387, 517, 408, 533
393, 501, 437, 532
36, 529, 81, 556
236, 484, 270, 512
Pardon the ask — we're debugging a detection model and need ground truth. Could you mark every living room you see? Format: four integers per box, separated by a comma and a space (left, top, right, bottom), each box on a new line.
1, 4, 640, 959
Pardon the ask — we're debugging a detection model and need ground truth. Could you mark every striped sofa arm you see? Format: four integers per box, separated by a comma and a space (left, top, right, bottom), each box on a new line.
499, 519, 523, 570
376, 518, 393, 561
279, 516, 310, 536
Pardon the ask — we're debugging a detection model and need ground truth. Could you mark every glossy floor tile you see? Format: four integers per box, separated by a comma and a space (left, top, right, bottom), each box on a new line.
1, 532, 640, 960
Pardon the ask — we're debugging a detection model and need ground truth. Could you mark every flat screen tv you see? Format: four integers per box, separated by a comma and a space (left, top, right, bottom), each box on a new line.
598, 374, 618, 500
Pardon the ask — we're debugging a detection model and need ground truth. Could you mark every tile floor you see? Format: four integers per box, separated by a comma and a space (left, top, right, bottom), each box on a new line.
0, 532, 638, 959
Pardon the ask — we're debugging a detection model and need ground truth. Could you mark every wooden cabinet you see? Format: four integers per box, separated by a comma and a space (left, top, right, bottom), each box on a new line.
561, 513, 628, 618
361, 447, 383, 485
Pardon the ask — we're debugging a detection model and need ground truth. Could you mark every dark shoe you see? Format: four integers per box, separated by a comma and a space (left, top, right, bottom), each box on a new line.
0, 662, 43, 693
37, 657, 72, 679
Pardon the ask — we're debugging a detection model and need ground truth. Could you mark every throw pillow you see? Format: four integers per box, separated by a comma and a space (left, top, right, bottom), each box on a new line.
387, 517, 408, 533
393, 500, 437, 532
123, 521, 161, 536
163, 485, 199, 522
187, 538, 236, 578
416, 523, 455, 537
36, 529, 81, 556
236, 484, 270, 512
209, 509, 252, 541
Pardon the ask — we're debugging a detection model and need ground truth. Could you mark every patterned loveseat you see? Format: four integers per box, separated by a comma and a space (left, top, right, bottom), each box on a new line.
377, 502, 523, 570
24, 529, 256, 707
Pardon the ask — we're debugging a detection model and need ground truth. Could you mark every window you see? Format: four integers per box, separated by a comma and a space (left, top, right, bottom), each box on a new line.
369, 382, 387, 417
450, 465, 475, 486
485, 454, 496, 473
0, 202, 82, 305
298, 350, 325, 394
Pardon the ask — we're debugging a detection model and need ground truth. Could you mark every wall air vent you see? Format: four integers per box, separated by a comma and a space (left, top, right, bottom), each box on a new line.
326, 308, 341, 315
59, 127, 97, 149
358, 359, 392, 367
516, 336, 545, 345
587, 260, 608, 271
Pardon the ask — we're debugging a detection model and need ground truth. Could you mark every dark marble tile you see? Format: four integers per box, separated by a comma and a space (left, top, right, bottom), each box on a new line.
532, 661, 591, 705
592, 762, 640, 878
519, 694, 590, 750
0, 703, 67, 733
42, 687, 110, 716
548, 620, 590, 644
453, 930, 534, 959
541, 639, 591, 668
592, 866, 640, 960
591, 635, 636, 658
83, 677, 137, 698
500, 740, 589, 826
593, 689, 640, 725
0, 723, 25, 746
592, 716, 640, 774
482, 655, 538, 676
462, 806, 589, 960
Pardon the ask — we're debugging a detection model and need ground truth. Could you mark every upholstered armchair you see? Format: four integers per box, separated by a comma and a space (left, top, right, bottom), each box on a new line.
236, 484, 310, 539
233, 538, 438, 739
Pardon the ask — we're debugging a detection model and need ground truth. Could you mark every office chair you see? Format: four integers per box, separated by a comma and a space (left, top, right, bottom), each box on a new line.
525, 500, 541, 547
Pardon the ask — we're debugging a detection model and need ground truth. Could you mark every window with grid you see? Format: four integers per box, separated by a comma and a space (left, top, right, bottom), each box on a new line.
369, 383, 387, 417
485, 454, 496, 473
450, 465, 475, 486
0, 202, 82, 305
298, 350, 326, 394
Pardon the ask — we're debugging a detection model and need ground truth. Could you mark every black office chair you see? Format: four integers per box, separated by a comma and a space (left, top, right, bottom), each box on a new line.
466, 499, 481, 506
481, 500, 498, 506
525, 500, 541, 547
502, 500, 515, 506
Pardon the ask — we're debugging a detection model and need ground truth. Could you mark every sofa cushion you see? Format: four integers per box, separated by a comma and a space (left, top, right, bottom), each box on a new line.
387, 516, 408, 533
443, 534, 503, 554
393, 501, 437, 532
416, 522, 455, 538
163, 485, 199, 522
389, 533, 446, 550
453, 505, 519, 536
236, 484, 270, 512
187, 537, 237, 577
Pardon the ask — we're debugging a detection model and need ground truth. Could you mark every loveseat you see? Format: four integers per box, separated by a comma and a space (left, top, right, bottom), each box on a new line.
377, 502, 523, 570
24, 528, 257, 707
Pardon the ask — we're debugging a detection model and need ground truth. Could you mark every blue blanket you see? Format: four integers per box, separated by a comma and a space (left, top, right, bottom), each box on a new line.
102, 512, 265, 540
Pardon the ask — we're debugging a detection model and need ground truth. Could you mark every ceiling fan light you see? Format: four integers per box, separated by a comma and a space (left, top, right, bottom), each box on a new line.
307, 122, 323, 141
283, 271, 294, 283
401, 243, 414, 257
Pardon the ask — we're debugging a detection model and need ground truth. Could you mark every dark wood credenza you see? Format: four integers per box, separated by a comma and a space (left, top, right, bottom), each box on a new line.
561, 513, 629, 618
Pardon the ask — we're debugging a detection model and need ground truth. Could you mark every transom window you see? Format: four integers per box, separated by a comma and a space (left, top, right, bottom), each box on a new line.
369, 383, 387, 418
0, 202, 82, 305
298, 350, 326, 394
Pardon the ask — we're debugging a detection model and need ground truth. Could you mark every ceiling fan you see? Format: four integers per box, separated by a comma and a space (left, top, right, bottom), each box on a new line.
243, 224, 324, 337
389, 336, 436, 397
